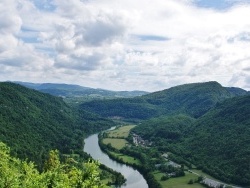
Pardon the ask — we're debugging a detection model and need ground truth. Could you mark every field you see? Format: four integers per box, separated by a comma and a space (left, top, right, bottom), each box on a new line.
101, 124, 141, 166
102, 138, 128, 150
107, 125, 136, 138
153, 171, 205, 188
110, 151, 141, 165
102, 125, 207, 187
102, 125, 136, 150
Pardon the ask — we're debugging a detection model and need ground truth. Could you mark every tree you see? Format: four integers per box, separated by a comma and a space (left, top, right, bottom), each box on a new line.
188, 179, 194, 184
44, 150, 60, 171
161, 175, 169, 181
0, 142, 105, 188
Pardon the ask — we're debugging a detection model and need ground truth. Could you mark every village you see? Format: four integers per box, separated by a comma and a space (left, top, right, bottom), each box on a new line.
132, 133, 240, 188
132, 133, 152, 147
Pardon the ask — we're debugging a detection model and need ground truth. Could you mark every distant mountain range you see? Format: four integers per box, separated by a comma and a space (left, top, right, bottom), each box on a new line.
13, 81, 149, 99
81, 81, 249, 120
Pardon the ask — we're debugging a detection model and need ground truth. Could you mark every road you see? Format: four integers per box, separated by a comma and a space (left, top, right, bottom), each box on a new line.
188, 170, 241, 188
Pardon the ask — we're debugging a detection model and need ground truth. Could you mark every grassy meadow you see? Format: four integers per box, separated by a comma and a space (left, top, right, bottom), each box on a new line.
110, 151, 141, 165
102, 125, 208, 187
153, 171, 205, 188
101, 125, 141, 165
102, 138, 128, 150
107, 125, 136, 138
102, 125, 135, 150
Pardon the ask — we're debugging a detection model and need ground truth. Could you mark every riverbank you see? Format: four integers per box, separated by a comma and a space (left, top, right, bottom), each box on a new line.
98, 125, 161, 188
84, 131, 148, 188
99, 125, 237, 188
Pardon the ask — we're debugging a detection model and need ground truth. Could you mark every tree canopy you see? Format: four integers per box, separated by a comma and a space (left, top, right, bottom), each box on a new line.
0, 142, 105, 188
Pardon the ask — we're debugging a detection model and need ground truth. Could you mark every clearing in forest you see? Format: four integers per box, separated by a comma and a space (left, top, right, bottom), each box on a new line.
107, 125, 136, 138
102, 138, 128, 150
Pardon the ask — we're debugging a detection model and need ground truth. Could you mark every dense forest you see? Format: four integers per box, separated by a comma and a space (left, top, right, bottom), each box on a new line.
0, 82, 114, 169
182, 95, 250, 185
132, 95, 250, 186
132, 115, 195, 143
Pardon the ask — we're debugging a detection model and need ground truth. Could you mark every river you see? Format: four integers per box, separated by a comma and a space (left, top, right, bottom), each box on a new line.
84, 133, 148, 188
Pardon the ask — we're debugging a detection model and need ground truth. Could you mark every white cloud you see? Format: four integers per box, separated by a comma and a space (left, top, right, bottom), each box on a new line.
0, 0, 250, 91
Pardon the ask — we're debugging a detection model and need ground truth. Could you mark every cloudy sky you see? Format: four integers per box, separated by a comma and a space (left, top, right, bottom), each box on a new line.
1, 0, 250, 91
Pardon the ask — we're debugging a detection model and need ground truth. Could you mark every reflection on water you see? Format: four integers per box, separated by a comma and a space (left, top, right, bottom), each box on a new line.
84, 133, 148, 188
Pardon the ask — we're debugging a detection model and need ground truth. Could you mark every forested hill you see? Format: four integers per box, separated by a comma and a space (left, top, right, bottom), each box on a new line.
0, 82, 114, 168
226, 86, 249, 96
132, 95, 250, 186
182, 95, 250, 186
81, 81, 248, 120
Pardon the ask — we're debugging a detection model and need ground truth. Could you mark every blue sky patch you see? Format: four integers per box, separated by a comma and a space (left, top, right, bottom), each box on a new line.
193, 0, 250, 10
135, 35, 170, 41
19, 27, 39, 44
32, 0, 56, 11
21, 37, 39, 43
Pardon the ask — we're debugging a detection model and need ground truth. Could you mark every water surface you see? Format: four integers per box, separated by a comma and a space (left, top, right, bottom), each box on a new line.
84, 133, 148, 188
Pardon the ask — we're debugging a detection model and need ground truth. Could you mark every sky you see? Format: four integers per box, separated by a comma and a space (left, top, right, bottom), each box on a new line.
0, 0, 250, 91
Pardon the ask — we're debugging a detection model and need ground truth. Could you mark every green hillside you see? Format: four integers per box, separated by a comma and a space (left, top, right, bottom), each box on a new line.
182, 95, 250, 186
132, 114, 195, 143
80, 81, 249, 186
81, 97, 160, 120
0, 82, 113, 168
132, 95, 250, 186
226, 87, 249, 96
81, 81, 241, 120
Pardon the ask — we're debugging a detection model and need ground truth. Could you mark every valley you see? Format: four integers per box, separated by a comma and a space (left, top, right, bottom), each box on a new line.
0, 81, 249, 188
2, 1, 250, 188
99, 125, 243, 188
83, 81, 249, 187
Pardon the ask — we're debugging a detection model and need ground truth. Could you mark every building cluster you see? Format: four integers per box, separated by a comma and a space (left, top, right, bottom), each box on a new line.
162, 153, 181, 168
202, 178, 226, 188
132, 133, 152, 147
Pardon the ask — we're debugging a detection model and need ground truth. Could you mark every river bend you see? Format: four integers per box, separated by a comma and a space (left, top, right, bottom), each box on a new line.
84, 133, 148, 188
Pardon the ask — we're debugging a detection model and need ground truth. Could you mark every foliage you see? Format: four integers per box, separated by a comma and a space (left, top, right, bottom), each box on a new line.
180, 95, 250, 186
161, 175, 169, 181
99, 164, 126, 187
81, 97, 160, 120
0, 142, 105, 188
132, 114, 195, 143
